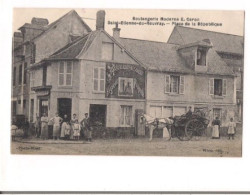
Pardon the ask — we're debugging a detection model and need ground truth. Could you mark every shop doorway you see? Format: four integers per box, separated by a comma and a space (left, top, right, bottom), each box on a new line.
58, 98, 72, 119
89, 104, 107, 127
39, 99, 49, 117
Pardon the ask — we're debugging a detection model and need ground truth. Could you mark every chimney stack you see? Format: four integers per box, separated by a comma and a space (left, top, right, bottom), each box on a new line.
96, 10, 105, 30
113, 23, 121, 40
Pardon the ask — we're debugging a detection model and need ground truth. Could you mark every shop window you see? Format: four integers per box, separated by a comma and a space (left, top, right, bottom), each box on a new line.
213, 108, 221, 119
209, 78, 227, 96
102, 42, 114, 60
58, 61, 72, 86
118, 77, 133, 97
165, 75, 184, 94
196, 48, 207, 66
93, 67, 105, 92
120, 106, 132, 126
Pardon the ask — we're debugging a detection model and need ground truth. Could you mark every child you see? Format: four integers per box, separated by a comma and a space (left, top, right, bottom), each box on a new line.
228, 118, 236, 140
73, 120, 81, 140
65, 122, 71, 140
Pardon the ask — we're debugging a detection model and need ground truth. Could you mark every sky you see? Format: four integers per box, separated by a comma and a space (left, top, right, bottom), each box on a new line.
13, 8, 244, 42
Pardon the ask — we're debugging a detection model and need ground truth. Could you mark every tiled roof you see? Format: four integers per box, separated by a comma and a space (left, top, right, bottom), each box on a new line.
168, 26, 244, 55
120, 37, 234, 75
48, 33, 90, 60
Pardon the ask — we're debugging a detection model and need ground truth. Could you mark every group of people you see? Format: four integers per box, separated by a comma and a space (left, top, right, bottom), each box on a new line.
212, 117, 237, 140
36, 112, 92, 142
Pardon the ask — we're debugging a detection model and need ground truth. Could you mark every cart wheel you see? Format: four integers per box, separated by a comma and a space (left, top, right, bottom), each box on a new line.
185, 119, 204, 141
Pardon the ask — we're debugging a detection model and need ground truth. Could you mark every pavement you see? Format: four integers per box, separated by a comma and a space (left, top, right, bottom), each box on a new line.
11, 135, 242, 157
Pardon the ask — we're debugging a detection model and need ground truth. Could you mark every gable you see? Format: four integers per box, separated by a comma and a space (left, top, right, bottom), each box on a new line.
167, 27, 185, 45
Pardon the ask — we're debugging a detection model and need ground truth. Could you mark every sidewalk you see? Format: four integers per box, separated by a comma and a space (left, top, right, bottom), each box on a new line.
14, 138, 92, 144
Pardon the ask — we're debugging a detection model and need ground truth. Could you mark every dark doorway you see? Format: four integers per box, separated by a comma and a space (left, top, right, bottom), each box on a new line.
58, 98, 72, 119
89, 104, 107, 127
39, 99, 49, 117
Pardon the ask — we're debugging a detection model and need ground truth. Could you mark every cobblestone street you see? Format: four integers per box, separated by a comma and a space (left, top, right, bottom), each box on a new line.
11, 135, 242, 157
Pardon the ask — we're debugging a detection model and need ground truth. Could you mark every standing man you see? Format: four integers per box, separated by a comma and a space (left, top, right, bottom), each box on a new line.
50, 112, 63, 140
81, 113, 92, 142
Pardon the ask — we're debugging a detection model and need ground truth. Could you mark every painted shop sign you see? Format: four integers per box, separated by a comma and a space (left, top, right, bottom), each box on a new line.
106, 62, 145, 99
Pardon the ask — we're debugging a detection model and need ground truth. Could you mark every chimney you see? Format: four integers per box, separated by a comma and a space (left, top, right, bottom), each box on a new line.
96, 10, 105, 30
113, 23, 121, 40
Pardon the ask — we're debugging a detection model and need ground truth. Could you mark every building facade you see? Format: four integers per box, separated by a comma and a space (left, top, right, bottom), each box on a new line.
12, 10, 241, 137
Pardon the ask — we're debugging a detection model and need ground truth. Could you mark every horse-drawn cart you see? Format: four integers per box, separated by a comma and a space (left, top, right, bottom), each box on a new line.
170, 111, 210, 141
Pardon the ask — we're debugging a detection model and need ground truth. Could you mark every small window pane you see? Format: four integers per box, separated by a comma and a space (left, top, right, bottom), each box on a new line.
59, 74, 64, 85
100, 68, 105, 79
66, 74, 71, 85
94, 68, 98, 79
59, 62, 64, 73
100, 80, 105, 91
94, 79, 98, 91
67, 62, 72, 73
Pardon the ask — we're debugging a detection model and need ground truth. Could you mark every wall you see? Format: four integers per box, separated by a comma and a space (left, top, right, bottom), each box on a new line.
34, 12, 89, 63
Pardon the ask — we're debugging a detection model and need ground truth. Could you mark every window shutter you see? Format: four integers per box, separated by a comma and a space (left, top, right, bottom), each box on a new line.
165, 75, 170, 93
179, 76, 185, 94
209, 78, 214, 95
223, 79, 227, 96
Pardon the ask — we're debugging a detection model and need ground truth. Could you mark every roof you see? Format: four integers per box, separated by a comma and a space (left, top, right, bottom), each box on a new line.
47, 31, 99, 60
32, 10, 92, 41
168, 26, 244, 55
120, 38, 192, 73
120, 37, 234, 75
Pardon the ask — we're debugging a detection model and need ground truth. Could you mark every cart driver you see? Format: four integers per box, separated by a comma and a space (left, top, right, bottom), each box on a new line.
185, 106, 193, 118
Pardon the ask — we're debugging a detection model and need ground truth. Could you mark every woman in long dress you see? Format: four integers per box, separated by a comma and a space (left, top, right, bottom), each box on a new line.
70, 114, 78, 140
61, 114, 69, 140
212, 117, 221, 139
50, 112, 63, 140
228, 118, 236, 140
40, 113, 49, 139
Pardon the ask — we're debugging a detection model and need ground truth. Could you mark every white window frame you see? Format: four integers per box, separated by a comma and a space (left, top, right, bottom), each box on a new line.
209, 78, 227, 96
196, 48, 207, 66
120, 105, 133, 127
93, 66, 105, 93
58, 61, 73, 86
213, 108, 222, 120
118, 77, 134, 97
165, 75, 185, 94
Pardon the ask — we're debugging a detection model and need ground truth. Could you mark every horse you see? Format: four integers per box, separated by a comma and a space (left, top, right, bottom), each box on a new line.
140, 114, 174, 141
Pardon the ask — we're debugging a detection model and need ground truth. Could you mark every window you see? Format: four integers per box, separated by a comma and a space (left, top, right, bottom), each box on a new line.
12, 101, 17, 116
120, 106, 132, 126
196, 48, 207, 66
165, 75, 184, 94
30, 71, 35, 88
30, 99, 34, 122
209, 78, 227, 96
102, 42, 114, 60
18, 64, 22, 85
58, 61, 73, 86
23, 99, 26, 109
93, 67, 105, 92
213, 108, 221, 119
23, 63, 27, 84
13, 67, 16, 86
43, 66, 47, 86
118, 77, 133, 96
149, 106, 186, 118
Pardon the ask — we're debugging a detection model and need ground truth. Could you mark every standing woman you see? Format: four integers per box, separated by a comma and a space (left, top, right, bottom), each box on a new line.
40, 113, 49, 140
61, 114, 69, 140
212, 117, 221, 139
70, 114, 78, 140
50, 112, 63, 140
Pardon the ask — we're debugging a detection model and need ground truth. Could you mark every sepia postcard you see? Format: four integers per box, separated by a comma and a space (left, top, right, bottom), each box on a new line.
11, 8, 244, 157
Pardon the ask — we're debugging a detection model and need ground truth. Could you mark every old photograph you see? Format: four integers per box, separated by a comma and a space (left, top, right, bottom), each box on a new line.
11, 8, 244, 156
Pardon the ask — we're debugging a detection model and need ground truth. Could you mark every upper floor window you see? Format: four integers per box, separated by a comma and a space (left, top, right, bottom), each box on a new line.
58, 61, 73, 86
23, 63, 27, 84
196, 48, 207, 66
209, 78, 227, 96
18, 64, 22, 85
165, 75, 185, 94
102, 42, 114, 60
13, 67, 16, 86
93, 67, 105, 92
